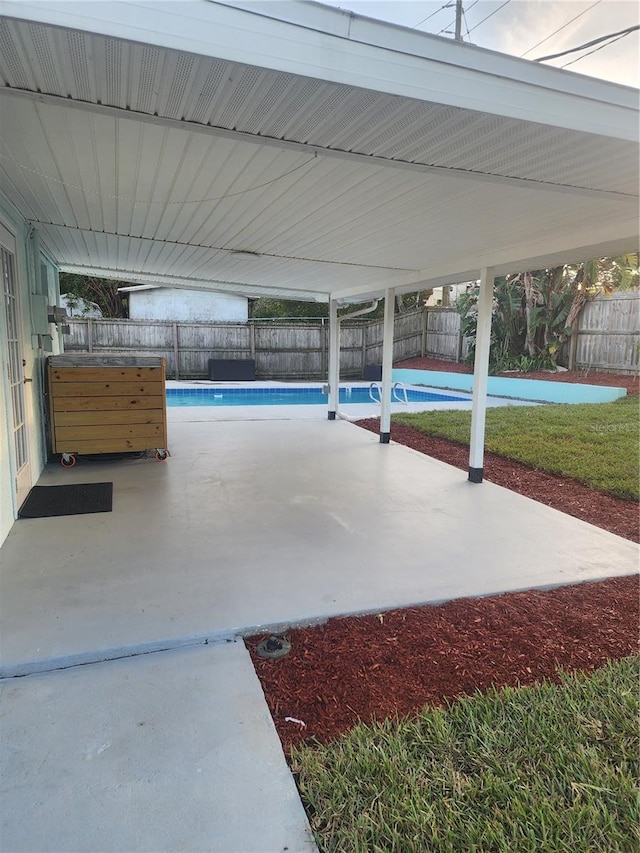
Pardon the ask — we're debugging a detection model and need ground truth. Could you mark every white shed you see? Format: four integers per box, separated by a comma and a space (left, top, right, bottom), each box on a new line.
119, 285, 248, 322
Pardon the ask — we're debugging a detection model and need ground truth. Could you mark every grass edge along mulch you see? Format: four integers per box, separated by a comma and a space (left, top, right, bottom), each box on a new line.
393, 398, 639, 501
292, 656, 640, 853
249, 576, 639, 754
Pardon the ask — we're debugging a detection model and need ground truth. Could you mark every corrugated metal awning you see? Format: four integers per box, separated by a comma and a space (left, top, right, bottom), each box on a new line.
0, 0, 637, 302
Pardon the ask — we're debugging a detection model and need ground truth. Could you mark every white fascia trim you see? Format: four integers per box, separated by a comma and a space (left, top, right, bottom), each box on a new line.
58, 264, 329, 302
1, 1, 638, 142
331, 220, 640, 300
221, 1, 637, 100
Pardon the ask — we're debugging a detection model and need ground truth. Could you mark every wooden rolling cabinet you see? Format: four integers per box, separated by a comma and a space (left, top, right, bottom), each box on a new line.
48, 355, 168, 465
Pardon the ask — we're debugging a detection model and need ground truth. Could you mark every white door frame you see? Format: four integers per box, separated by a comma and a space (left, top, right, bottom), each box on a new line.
0, 220, 32, 510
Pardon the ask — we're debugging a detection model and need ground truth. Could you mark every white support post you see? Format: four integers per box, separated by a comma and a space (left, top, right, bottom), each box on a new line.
327, 298, 339, 420
469, 267, 495, 482
379, 287, 395, 443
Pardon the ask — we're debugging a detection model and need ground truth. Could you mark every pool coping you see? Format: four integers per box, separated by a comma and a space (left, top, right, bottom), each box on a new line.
392, 369, 628, 404
166, 373, 628, 406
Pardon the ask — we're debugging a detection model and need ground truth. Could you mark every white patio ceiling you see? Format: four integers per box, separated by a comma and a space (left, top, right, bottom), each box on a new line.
0, 0, 638, 302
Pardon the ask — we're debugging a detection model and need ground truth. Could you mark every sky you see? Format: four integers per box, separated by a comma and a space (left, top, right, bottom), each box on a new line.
316, 0, 639, 87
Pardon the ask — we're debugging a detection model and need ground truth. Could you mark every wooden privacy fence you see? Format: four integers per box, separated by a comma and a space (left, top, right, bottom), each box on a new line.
422, 308, 469, 362
63, 293, 640, 377
571, 292, 639, 374
422, 295, 639, 374
64, 309, 425, 379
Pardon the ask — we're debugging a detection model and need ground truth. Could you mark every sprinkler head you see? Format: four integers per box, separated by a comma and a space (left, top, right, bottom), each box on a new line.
256, 635, 291, 659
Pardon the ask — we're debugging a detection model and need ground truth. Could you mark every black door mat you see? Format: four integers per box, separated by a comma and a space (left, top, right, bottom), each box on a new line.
18, 483, 113, 518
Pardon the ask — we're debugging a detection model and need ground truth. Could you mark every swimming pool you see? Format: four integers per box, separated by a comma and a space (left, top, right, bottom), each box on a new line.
166, 386, 467, 407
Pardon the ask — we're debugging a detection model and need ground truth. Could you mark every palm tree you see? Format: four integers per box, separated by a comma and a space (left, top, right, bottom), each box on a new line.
455, 254, 638, 372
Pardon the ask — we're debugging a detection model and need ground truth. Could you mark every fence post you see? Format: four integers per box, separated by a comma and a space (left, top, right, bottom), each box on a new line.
421, 308, 428, 357
87, 319, 93, 353
172, 322, 179, 379
360, 324, 367, 375
249, 323, 256, 361
364, 320, 371, 368
320, 319, 327, 376
568, 319, 579, 371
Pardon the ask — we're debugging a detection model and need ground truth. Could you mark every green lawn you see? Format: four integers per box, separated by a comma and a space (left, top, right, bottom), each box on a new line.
394, 397, 639, 500
293, 657, 639, 853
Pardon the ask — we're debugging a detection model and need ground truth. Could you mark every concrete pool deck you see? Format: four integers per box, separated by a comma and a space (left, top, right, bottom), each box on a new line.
1, 412, 637, 851
2, 415, 636, 677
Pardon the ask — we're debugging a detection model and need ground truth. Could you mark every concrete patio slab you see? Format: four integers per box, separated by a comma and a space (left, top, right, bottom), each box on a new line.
1, 416, 636, 677
0, 641, 316, 853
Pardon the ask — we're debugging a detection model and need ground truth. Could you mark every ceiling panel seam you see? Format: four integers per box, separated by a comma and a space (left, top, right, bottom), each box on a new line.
26, 219, 418, 273
1, 88, 635, 201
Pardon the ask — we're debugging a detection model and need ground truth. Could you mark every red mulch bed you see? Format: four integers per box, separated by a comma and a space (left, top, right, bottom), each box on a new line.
247, 575, 639, 753
395, 356, 639, 395
355, 419, 639, 543
248, 362, 639, 755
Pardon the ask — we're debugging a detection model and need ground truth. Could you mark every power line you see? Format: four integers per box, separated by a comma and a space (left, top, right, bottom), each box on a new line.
535, 24, 640, 61
0, 151, 319, 205
561, 29, 635, 68
520, 0, 603, 58
467, 0, 512, 35
462, 8, 472, 41
413, 2, 452, 29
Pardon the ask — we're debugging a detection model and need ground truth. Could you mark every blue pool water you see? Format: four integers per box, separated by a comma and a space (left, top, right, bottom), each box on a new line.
166, 386, 467, 407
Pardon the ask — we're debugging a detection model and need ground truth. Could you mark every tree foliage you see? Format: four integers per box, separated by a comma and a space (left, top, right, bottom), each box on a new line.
249, 298, 329, 320
59, 273, 129, 318
456, 255, 638, 373
250, 291, 429, 321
